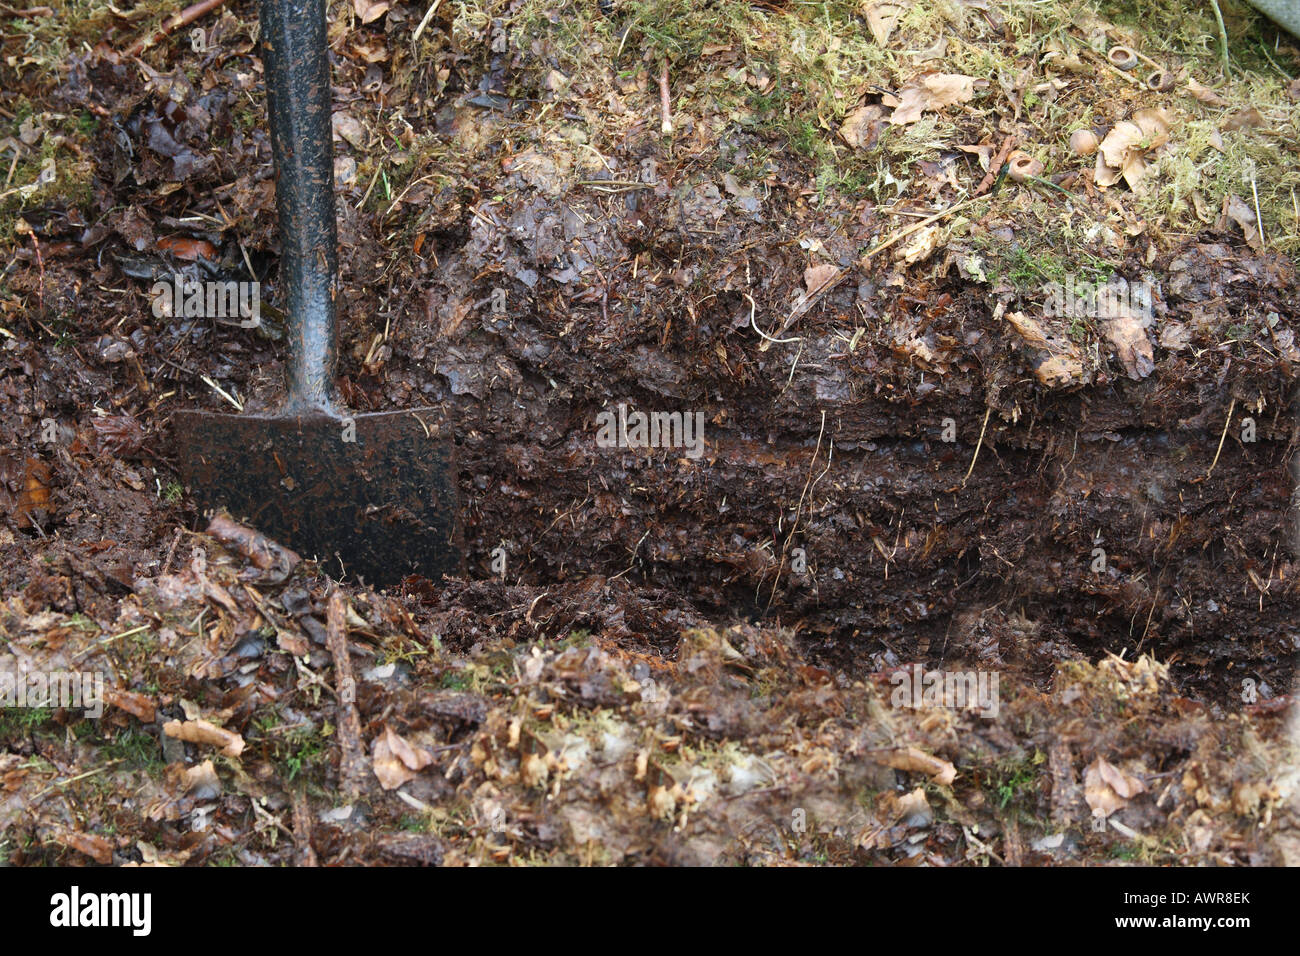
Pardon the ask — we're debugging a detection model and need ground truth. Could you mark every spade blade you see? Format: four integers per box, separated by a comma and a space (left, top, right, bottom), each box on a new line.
173, 408, 461, 586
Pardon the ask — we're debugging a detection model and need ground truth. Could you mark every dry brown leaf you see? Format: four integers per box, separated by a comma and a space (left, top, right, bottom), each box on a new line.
888, 74, 979, 125
894, 787, 934, 827
1219, 194, 1262, 252
1005, 311, 1085, 386
1221, 107, 1267, 132
1185, 78, 1228, 106
371, 725, 433, 790
956, 142, 995, 170
182, 759, 222, 798
1102, 303, 1155, 380
331, 112, 367, 150
839, 104, 885, 150
162, 718, 245, 758
862, 0, 904, 45
60, 829, 113, 864
804, 262, 840, 295
104, 687, 156, 723
879, 746, 957, 785
353, 0, 389, 24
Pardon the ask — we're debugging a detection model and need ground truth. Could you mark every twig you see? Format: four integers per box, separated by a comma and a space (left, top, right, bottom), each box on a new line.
658, 61, 672, 135
974, 135, 1017, 197
1205, 398, 1235, 478
34, 761, 123, 800
768, 410, 830, 608
200, 374, 242, 411
962, 405, 992, 486
862, 195, 988, 264
326, 589, 369, 801
126, 0, 227, 57
1251, 174, 1266, 251
411, 0, 443, 44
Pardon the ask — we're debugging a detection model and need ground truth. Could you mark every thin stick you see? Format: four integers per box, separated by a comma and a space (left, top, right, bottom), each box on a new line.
974, 134, 1016, 197
658, 61, 672, 135
963, 405, 992, 486
863, 195, 988, 263
200, 374, 242, 411
326, 589, 368, 801
1206, 398, 1235, 478
1251, 174, 1266, 251
411, 0, 443, 44
126, 0, 227, 57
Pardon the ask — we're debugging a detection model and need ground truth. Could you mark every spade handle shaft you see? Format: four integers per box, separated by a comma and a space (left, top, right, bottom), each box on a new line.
258, 0, 339, 412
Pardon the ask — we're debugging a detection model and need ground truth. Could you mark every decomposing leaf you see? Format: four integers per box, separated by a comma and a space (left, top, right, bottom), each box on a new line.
1085, 756, 1147, 818
353, 0, 389, 24
1005, 310, 1085, 386
878, 746, 957, 785
371, 725, 433, 790
104, 687, 157, 723
803, 262, 840, 296
888, 74, 981, 125
163, 718, 245, 758
60, 829, 113, 864
1094, 109, 1170, 190
1221, 107, 1266, 132
1101, 302, 1155, 380
331, 111, 367, 150
1185, 78, 1229, 106
1218, 194, 1262, 252
182, 759, 222, 799
894, 787, 934, 827
839, 104, 885, 150
862, 0, 904, 45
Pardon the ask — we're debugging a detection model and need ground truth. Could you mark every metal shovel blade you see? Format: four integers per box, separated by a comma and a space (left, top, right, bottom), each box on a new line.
174, 407, 460, 586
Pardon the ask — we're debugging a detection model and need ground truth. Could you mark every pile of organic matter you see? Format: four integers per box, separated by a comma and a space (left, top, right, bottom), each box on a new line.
0, 0, 1298, 864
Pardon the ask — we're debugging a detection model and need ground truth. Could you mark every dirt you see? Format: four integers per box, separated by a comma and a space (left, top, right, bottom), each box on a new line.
0, 0, 1298, 866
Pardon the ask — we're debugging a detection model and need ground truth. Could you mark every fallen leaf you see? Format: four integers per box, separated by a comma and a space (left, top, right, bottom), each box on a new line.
804, 262, 840, 295
839, 104, 885, 150
331, 111, 367, 150
1219, 194, 1262, 252
182, 759, 222, 799
1005, 310, 1085, 386
1158, 321, 1192, 351
353, 0, 389, 23
104, 688, 156, 723
60, 829, 113, 864
888, 73, 980, 125
862, 0, 904, 45
1102, 302, 1155, 380
163, 718, 245, 758
371, 725, 433, 790
1185, 78, 1228, 106
879, 746, 957, 785
1221, 107, 1266, 132
894, 786, 934, 827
